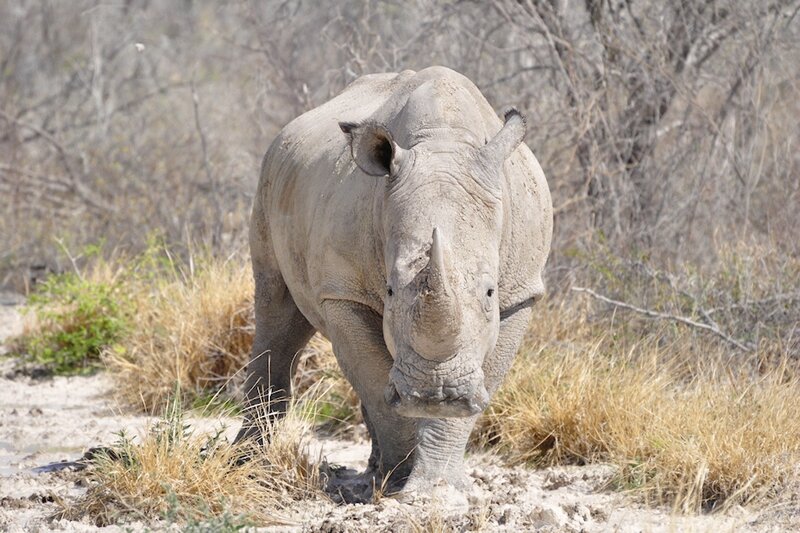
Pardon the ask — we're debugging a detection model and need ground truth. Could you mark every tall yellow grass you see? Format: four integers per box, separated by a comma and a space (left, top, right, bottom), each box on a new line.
105, 255, 254, 412
477, 297, 800, 512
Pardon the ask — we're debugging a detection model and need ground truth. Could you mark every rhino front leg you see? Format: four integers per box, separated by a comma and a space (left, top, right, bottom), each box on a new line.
401, 304, 534, 498
322, 300, 418, 500
404, 416, 476, 494
235, 275, 315, 444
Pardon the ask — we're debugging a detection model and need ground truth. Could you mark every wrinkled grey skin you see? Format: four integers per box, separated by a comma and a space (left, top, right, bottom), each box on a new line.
235, 66, 552, 501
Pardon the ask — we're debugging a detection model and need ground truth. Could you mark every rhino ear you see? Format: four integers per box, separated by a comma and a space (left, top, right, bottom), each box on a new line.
480, 108, 526, 168
339, 121, 405, 177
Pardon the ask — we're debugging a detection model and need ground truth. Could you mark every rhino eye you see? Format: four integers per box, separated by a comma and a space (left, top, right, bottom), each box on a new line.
486, 288, 494, 298
387, 286, 394, 297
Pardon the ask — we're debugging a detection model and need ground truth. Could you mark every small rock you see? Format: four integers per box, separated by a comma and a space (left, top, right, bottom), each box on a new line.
565, 503, 592, 523
497, 504, 518, 525
529, 504, 570, 528
543, 470, 572, 490
590, 505, 609, 521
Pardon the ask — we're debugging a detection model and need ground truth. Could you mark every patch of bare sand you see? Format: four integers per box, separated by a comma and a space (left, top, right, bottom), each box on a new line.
1, 302, 797, 532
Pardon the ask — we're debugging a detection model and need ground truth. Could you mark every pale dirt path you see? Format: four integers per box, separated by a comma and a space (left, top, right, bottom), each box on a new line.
0, 300, 794, 532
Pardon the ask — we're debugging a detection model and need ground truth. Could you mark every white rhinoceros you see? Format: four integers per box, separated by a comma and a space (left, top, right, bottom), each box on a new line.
236, 66, 552, 501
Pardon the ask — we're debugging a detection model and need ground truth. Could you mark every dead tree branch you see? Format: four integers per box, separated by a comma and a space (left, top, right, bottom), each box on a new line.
0, 109, 114, 214
571, 286, 754, 352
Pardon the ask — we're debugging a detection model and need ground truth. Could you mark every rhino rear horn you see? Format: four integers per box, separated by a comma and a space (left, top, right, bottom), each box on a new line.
480, 108, 527, 168
339, 121, 406, 177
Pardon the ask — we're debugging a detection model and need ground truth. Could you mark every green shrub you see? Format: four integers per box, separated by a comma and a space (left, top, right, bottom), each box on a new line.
13, 268, 130, 375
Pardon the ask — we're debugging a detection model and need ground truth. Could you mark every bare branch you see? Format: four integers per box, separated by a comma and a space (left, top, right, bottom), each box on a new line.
571, 286, 754, 352
0, 109, 114, 214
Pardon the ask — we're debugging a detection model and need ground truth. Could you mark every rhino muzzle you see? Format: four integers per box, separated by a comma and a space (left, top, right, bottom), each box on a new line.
384, 351, 489, 418
384, 380, 489, 418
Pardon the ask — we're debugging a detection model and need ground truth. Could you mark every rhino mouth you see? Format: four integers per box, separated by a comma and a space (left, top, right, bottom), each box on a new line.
384, 381, 488, 418
384, 352, 489, 418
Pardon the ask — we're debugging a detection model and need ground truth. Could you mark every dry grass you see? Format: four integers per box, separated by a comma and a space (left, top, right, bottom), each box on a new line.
17, 242, 799, 518
400, 502, 490, 532
105, 252, 254, 412
294, 334, 363, 431
74, 245, 800, 515
103, 251, 361, 424
477, 294, 800, 513
62, 390, 324, 527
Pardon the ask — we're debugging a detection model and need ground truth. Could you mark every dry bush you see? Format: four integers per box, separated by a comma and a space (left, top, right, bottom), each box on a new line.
483, 0, 800, 262
565, 238, 800, 361
61, 392, 323, 527
2, 1, 797, 288
477, 241, 800, 512
96, 247, 359, 424
105, 251, 254, 413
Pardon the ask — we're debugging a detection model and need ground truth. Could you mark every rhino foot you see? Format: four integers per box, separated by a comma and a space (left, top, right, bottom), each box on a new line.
321, 462, 411, 504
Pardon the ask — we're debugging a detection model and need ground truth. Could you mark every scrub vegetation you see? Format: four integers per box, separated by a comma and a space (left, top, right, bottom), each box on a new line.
2, 0, 798, 528
11, 239, 799, 522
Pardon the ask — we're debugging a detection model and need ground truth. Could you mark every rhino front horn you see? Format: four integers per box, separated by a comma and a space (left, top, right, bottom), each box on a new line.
410, 228, 462, 361
427, 227, 449, 295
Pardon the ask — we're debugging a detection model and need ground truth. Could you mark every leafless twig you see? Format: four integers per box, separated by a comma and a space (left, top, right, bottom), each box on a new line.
572, 286, 754, 352
190, 80, 223, 250
0, 109, 114, 214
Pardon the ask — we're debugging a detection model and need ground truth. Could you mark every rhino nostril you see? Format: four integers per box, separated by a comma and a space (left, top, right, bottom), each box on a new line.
442, 386, 460, 401
384, 383, 401, 407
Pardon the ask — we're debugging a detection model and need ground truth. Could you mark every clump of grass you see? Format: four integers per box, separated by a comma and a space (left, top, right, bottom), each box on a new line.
294, 334, 362, 432
63, 389, 323, 527
9, 240, 355, 421
105, 251, 254, 413
9, 248, 130, 375
477, 294, 800, 512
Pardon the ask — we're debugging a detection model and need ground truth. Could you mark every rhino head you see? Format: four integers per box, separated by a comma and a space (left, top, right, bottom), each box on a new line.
339, 109, 526, 418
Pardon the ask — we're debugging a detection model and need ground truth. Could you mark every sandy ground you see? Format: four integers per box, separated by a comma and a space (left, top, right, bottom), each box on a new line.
0, 300, 796, 532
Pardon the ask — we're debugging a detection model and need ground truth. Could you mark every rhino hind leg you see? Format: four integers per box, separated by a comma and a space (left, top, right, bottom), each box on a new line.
321, 299, 417, 502
234, 198, 316, 444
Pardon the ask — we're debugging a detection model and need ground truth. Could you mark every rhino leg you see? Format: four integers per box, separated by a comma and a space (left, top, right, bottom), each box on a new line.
401, 305, 534, 500
361, 404, 381, 474
322, 300, 417, 500
235, 196, 315, 444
